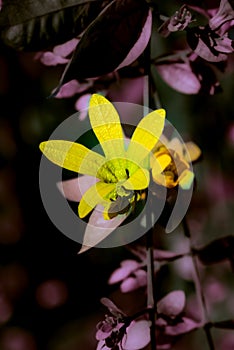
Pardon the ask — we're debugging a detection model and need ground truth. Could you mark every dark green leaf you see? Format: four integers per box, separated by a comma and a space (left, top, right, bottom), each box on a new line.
56, 0, 150, 85
0, 0, 110, 51
0, 0, 99, 26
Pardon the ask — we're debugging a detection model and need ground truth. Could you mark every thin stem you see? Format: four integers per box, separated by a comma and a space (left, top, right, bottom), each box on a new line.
146, 229, 155, 307
152, 49, 192, 64
150, 75, 162, 109
146, 228, 157, 350
144, 64, 162, 111
192, 253, 215, 350
144, 38, 157, 350
182, 216, 191, 238
128, 308, 155, 322
204, 323, 215, 350
182, 217, 215, 350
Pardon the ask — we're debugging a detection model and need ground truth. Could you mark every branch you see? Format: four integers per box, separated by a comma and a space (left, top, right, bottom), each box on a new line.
183, 217, 215, 350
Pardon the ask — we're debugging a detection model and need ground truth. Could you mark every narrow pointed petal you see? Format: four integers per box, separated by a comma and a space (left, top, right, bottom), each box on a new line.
151, 154, 171, 178
78, 182, 115, 218
57, 175, 98, 202
184, 141, 201, 162
100, 297, 125, 316
179, 169, 194, 190
78, 205, 127, 253
89, 94, 125, 159
127, 109, 165, 165
40, 140, 105, 177
123, 168, 149, 190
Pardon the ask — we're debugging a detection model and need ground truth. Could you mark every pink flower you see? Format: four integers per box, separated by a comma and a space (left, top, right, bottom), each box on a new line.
187, 0, 234, 62
157, 290, 186, 318
155, 52, 221, 95
108, 247, 184, 293
96, 298, 150, 350
156, 291, 200, 348
108, 259, 147, 293
158, 5, 193, 37
35, 40, 114, 113
97, 320, 151, 350
36, 38, 79, 66
55, 80, 92, 99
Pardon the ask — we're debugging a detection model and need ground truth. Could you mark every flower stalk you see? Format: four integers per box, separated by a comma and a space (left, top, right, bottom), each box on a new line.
182, 217, 215, 350
146, 227, 157, 350
144, 39, 157, 350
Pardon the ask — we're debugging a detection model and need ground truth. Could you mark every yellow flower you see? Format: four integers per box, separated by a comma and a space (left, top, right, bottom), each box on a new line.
40, 94, 170, 221
151, 136, 201, 190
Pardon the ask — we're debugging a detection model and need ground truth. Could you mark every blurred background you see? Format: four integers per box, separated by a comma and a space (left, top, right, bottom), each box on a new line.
0, 4, 234, 349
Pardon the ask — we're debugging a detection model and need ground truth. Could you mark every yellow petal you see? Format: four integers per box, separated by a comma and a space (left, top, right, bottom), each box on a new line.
40, 140, 105, 177
89, 94, 125, 159
152, 134, 169, 152
151, 154, 171, 177
78, 182, 115, 218
123, 167, 149, 190
179, 169, 194, 190
127, 109, 165, 165
167, 138, 183, 157
153, 172, 177, 188
184, 142, 201, 162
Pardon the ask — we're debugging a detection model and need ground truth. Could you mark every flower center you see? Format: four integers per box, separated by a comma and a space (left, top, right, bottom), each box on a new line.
96, 159, 128, 183
97, 158, 139, 184
95, 158, 146, 219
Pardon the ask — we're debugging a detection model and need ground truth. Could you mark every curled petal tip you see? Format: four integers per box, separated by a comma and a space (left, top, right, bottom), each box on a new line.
90, 93, 108, 107
156, 108, 166, 118
39, 141, 46, 152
